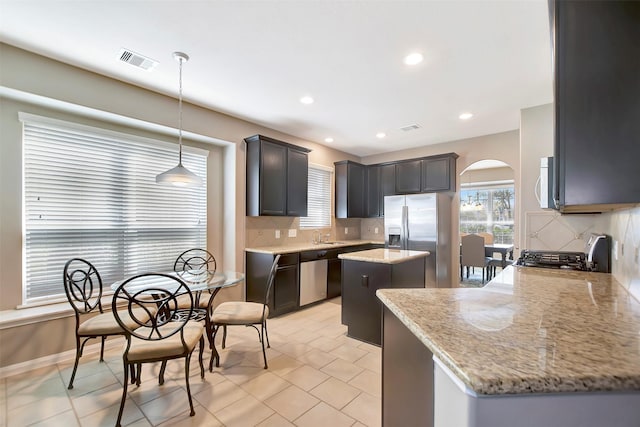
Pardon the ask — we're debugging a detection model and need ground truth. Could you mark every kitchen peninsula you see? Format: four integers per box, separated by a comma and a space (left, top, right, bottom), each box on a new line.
339, 248, 429, 345
377, 266, 640, 427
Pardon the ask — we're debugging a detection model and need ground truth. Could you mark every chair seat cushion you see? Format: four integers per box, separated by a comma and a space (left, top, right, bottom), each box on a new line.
125, 321, 204, 362
78, 308, 150, 336
176, 292, 210, 309
212, 301, 267, 325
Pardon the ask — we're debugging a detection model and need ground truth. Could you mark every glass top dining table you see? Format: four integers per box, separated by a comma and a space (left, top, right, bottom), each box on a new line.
110, 270, 245, 294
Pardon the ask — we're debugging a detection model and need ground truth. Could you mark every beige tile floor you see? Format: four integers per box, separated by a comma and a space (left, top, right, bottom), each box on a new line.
0, 298, 381, 426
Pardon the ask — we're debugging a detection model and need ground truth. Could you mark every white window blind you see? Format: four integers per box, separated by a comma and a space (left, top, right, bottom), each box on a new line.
300, 164, 332, 228
21, 113, 207, 305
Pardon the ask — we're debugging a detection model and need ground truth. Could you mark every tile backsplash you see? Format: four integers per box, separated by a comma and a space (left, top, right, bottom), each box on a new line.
525, 206, 640, 299
245, 216, 365, 248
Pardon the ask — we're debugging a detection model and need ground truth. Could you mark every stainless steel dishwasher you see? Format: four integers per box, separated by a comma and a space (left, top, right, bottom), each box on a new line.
299, 249, 328, 306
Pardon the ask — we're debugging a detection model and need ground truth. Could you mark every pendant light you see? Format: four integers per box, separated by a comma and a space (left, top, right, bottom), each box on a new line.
156, 51, 202, 187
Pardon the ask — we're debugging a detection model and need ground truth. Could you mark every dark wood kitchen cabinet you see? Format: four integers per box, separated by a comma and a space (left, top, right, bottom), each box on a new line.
395, 160, 422, 194
246, 252, 299, 317
245, 134, 310, 217
335, 160, 366, 218
421, 155, 456, 192
550, 0, 640, 212
366, 165, 382, 217
341, 256, 425, 345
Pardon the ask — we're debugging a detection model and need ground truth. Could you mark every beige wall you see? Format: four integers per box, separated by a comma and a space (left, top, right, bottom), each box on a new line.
0, 43, 356, 368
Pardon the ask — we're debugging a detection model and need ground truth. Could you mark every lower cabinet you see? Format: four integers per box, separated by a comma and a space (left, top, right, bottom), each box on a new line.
246, 252, 299, 317
327, 258, 342, 299
342, 256, 425, 345
246, 244, 381, 317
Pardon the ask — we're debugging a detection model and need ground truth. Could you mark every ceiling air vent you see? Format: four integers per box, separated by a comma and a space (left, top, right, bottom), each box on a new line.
400, 124, 421, 132
118, 48, 158, 71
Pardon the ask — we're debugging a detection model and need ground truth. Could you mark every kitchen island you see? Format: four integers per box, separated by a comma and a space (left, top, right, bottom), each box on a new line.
339, 248, 429, 345
377, 266, 640, 427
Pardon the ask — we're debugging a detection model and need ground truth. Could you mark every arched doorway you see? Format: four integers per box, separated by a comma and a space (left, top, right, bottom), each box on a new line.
459, 160, 515, 286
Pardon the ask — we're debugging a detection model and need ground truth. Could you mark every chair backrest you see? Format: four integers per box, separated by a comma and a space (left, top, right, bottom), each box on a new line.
174, 248, 217, 274
63, 258, 104, 315
261, 254, 281, 318
112, 273, 192, 343
461, 234, 486, 267
477, 232, 494, 245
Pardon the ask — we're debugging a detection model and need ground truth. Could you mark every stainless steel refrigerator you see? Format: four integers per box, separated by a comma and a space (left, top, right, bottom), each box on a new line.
384, 193, 452, 288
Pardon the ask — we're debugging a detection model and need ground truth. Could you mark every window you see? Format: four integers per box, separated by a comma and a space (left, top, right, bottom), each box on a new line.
299, 164, 332, 228
21, 113, 207, 305
460, 184, 515, 244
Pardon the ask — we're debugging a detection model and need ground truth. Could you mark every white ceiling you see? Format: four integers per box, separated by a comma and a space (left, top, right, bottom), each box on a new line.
0, 0, 553, 157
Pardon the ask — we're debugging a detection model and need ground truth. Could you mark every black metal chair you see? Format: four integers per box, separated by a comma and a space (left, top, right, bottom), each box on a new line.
63, 258, 145, 390
111, 272, 205, 427
174, 248, 217, 346
210, 254, 280, 370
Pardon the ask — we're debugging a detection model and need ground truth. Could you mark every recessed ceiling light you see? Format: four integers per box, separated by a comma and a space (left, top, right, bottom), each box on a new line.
404, 52, 423, 66
300, 96, 314, 105
459, 112, 474, 120
376, 132, 386, 139
325, 137, 334, 143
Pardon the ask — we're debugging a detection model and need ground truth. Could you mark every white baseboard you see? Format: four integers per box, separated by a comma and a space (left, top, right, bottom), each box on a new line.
0, 338, 123, 379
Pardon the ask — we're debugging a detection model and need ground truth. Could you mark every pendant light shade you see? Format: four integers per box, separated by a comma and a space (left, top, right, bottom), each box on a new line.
156, 51, 202, 187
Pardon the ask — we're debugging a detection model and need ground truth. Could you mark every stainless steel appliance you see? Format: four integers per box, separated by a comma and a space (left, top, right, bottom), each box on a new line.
384, 193, 452, 287
516, 233, 611, 273
299, 250, 328, 306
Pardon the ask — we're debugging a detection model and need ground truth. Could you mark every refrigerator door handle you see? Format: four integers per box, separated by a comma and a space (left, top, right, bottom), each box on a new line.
401, 205, 409, 250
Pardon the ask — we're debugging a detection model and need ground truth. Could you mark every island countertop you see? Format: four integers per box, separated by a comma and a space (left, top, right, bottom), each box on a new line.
376, 266, 640, 395
339, 248, 430, 264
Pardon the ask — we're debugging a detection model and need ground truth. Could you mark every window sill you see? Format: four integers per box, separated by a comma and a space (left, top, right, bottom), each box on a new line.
0, 302, 74, 330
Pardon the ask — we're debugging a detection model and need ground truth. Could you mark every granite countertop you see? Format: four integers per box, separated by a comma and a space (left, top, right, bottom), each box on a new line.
377, 266, 640, 395
339, 248, 430, 264
245, 239, 384, 255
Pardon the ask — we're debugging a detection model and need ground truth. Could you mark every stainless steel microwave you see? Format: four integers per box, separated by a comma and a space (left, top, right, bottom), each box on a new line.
539, 157, 555, 209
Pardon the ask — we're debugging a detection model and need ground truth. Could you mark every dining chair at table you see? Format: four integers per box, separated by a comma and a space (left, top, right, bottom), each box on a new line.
460, 234, 492, 284
63, 258, 148, 390
173, 248, 217, 308
210, 254, 280, 370
111, 272, 205, 427
174, 248, 217, 348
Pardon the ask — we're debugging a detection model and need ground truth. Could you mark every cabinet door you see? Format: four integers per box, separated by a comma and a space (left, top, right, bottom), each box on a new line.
287, 148, 308, 216
260, 141, 287, 215
381, 163, 396, 199
366, 165, 381, 218
421, 157, 451, 192
272, 264, 299, 317
396, 160, 422, 194
554, 0, 640, 209
327, 258, 341, 299
347, 162, 366, 218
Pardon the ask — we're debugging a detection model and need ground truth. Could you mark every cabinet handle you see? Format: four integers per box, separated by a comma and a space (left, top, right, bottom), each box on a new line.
361, 275, 369, 288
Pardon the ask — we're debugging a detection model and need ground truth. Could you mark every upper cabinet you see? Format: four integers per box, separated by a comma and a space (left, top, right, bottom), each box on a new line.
245, 134, 310, 217
421, 155, 456, 192
335, 160, 366, 218
395, 160, 422, 194
550, 0, 640, 213
336, 153, 458, 218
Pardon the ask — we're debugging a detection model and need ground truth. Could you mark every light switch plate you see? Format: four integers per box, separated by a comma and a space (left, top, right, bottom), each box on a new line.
275, 230, 281, 239
288, 229, 297, 237
344, 227, 349, 235
374, 227, 379, 234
